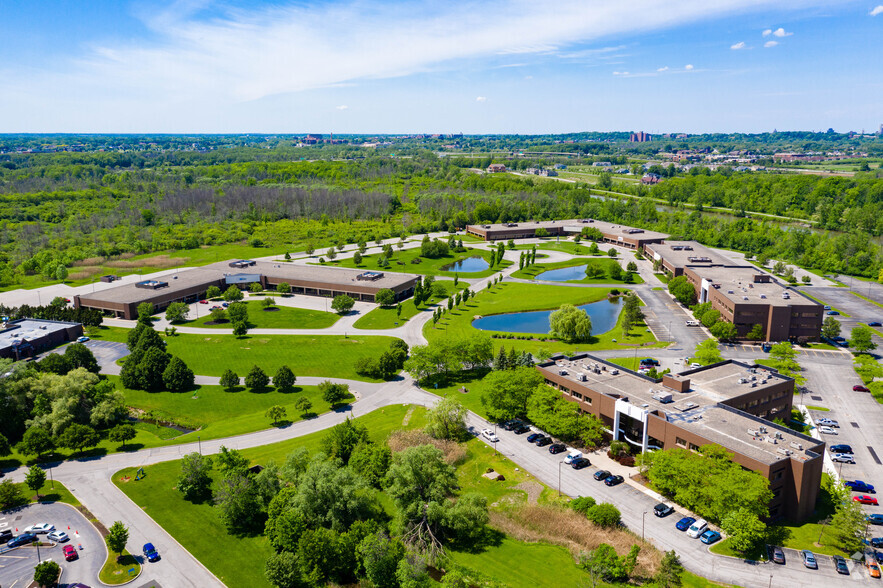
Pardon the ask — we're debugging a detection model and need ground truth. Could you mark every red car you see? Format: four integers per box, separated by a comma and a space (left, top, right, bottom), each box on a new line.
63, 544, 78, 561
854, 495, 879, 505
854, 385, 870, 392
199, 300, 209, 304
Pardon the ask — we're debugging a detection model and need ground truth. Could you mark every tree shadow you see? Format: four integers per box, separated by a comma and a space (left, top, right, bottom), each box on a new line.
224, 386, 245, 393
272, 420, 293, 429
247, 386, 271, 394
452, 526, 505, 554
332, 403, 354, 413
276, 386, 302, 394
118, 443, 145, 452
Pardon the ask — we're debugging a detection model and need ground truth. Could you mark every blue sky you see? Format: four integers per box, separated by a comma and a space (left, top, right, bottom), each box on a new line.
0, 0, 881, 133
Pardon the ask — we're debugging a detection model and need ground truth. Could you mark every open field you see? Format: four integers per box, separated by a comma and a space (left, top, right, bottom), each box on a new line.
316, 246, 511, 278
185, 300, 340, 329
512, 257, 643, 284
425, 282, 661, 356
353, 279, 467, 329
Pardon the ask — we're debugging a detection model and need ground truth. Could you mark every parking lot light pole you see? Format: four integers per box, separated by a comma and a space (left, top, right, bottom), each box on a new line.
558, 461, 563, 497
198, 435, 202, 455
642, 511, 647, 540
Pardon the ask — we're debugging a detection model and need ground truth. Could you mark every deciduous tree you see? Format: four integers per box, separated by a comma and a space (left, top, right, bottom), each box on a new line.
106, 521, 130, 561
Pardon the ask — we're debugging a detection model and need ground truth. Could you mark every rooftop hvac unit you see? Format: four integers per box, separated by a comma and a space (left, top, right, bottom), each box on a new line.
577, 373, 587, 381
652, 391, 673, 404
738, 378, 747, 384
775, 432, 784, 440
758, 426, 767, 433
40, 326, 47, 330
790, 442, 803, 450
558, 369, 568, 376
743, 297, 749, 300
747, 428, 759, 436
728, 290, 734, 294
776, 448, 793, 456
751, 382, 757, 387
760, 294, 767, 299
611, 369, 619, 375
765, 436, 778, 444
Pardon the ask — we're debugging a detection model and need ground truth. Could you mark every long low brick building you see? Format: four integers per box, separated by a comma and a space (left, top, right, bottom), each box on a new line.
538, 354, 824, 522
74, 260, 419, 319
465, 218, 668, 250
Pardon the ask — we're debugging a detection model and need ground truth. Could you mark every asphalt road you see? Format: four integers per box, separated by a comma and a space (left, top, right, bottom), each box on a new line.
0, 502, 105, 588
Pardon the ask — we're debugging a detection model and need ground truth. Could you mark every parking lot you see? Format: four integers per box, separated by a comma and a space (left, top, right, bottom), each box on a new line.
0, 502, 104, 588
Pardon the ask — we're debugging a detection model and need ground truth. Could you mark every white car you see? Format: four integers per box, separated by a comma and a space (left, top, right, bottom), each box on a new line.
818, 426, 837, 435
24, 523, 55, 534
832, 453, 855, 464
818, 418, 839, 427
47, 531, 69, 543
481, 428, 499, 443
690, 363, 702, 368
686, 519, 708, 538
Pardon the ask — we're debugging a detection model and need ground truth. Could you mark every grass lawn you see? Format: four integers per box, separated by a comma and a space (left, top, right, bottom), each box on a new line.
512, 257, 643, 284
806, 405, 830, 411
159, 332, 400, 382
11, 479, 82, 507
425, 282, 662, 357
113, 405, 426, 588
185, 300, 339, 329
317, 246, 511, 278
353, 280, 467, 330
607, 356, 660, 371
100, 551, 141, 585
449, 537, 590, 587
803, 342, 838, 351
515, 241, 605, 256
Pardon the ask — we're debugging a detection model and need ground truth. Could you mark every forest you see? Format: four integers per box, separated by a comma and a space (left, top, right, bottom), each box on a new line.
1, 145, 883, 289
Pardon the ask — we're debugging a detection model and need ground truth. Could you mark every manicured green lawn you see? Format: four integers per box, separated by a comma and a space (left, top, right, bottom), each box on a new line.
515, 241, 604, 256
161, 333, 400, 382
12, 479, 82, 507
353, 280, 467, 329
113, 405, 426, 588
806, 405, 830, 412
316, 246, 511, 278
607, 356, 659, 371
512, 257, 643, 284
450, 537, 590, 587
185, 300, 339, 329
425, 282, 662, 356
100, 551, 141, 585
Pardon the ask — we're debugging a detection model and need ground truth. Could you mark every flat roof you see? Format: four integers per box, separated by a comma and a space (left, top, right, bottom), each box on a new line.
696, 266, 820, 308
0, 318, 79, 351
645, 241, 743, 270
77, 268, 223, 305
205, 260, 419, 290
468, 218, 668, 241
540, 355, 821, 465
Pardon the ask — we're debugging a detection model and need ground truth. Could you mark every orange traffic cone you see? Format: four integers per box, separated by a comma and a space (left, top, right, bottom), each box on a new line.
68, 525, 70, 530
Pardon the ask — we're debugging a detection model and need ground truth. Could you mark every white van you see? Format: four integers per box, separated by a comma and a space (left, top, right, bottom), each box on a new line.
564, 450, 582, 464
685, 320, 700, 326
686, 519, 708, 538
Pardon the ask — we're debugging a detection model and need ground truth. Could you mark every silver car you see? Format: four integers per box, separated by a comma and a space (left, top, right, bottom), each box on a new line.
801, 550, 818, 569
47, 530, 69, 543
24, 523, 55, 534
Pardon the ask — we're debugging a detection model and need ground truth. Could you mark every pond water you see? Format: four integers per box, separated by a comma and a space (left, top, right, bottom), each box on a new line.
441, 256, 490, 273
536, 264, 588, 282
472, 297, 623, 335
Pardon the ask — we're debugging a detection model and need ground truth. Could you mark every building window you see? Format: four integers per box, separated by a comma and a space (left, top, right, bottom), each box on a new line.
572, 391, 583, 400
582, 396, 592, 405
676, 437, 687, 448
689, 443, 700, 452
772, 469, 784, 481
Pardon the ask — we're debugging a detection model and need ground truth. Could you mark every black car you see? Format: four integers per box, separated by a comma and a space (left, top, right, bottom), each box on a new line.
513, 424, 530, 434
868, 322, 882, 327
593, 469, 611, 481
830, 444, 854, 454
501, 419, 521, 431
604, 474, 624, 487
653, 503, 674, 517
7, 533, 38, 548
536, 436, 552, 447
526, 433, 542, 443
571, 457, 591, 470
0, 529, 13, 544
832, 555, 850, 575
870, 538, 883, 548
548, 443, 566, 454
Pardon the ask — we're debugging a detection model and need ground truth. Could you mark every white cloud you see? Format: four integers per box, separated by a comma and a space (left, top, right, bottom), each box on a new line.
772, 27, 792, 37
762, 28, 773, 36
730, 41, 745, 50
871, 5, 883, 16
336, 105, 348, 110
612, 71, 630, 76
685, 64, 694, 70
475, 96, 487, 102
764, 40, 779, 47
657, 66, 669, 72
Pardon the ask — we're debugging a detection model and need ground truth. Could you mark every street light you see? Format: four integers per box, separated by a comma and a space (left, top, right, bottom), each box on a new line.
198, 435, 202, 455
642, 511, 648, 540
558, 461, 564, 497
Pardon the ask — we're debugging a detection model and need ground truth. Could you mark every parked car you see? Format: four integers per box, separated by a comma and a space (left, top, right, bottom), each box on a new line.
832, 453, 856, 464
76, 336, 90, 343
593, 469, 611, 481
481, 429, 499, 443
199, 300, 209, 304
823, 305, 831, 310
23, 523, 55, 534
7, 533, 38, 548
846, 480, 875, 493
827, 310, 840, 316
653, 503, 674, 517
501, 420, 521, 431
221, 302, 229, 308
570, 457, 591, 470
868, 559, 881, 578
690, 362, 702, 368
867, 537, 883, 548
548, 443, 566, 454
854, 495, 879, 505
564, 450, 582, 464
818, 418, 839, 427
832, 554, 850, 575
47, 531, 69, 543
210, 305, 222, 310
801, 550, 818, 569
640, 358, 660, 366
819, 426, 837, 435
0, 529, 13, 544
686, 519, 708, 538
535, 436, 552, 447
604, 474, 624, 487
526, 433, 542, 443
675, 517, 695, 531
761, 342, 772, 352
770, 545, 786, 564
868, 322, 882, 327
700, 530, 722, 545
867, 514, 883, 525
63, 544, 78, 561
143, 542, 160, 562
830, 444, 853, 454
853, 385, 870, 392
512, 424, 530, 434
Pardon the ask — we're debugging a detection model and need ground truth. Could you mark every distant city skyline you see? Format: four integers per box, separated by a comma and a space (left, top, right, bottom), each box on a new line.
1, 0, 881, 133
